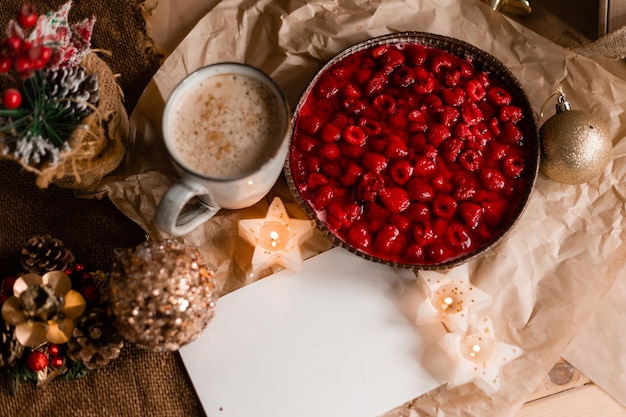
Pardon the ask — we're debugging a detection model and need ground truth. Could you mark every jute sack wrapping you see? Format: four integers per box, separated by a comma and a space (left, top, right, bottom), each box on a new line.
9, 52, 129, 189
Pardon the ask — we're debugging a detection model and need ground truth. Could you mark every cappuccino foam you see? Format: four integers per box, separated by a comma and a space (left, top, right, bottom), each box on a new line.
168, 72, 285, 178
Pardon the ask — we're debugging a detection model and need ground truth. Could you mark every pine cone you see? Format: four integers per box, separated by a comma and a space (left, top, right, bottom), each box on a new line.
20, 235, 75, 275
0, 321, 24, 368
67, 307, 124, 370
45, 65, 100, 121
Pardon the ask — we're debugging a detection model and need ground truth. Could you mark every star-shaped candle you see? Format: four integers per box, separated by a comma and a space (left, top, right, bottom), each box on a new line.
238, 197, 316, 277
440, 316, 523, 395
415, 264, 492, 333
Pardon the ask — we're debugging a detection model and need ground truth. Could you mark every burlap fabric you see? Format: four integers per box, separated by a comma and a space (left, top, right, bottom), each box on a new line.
0, 1, 206, 416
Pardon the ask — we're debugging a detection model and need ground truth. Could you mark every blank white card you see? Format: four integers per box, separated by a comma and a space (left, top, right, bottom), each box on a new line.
180, 246, 442, 417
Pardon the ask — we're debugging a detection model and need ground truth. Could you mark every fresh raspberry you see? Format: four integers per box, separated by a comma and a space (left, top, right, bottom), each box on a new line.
388, 213, 411, 231
340, 142, 365, 159
359, 118, 382, 135
322, 161, 341, 178
488, 117, 501, 136
444, 69, 461, 87
388, 111, 409, 129
413, 67, 436, 94
412, 221, 438, 246
458, 149, 482, 172
346, 222, 372, 250
407, 178, 435, 201
432, 175, 453, 193
442, 87, 466, 106
298, 114, 323, 135
499, 105, 524, 123
388, 159, 414, 185
316, 76, 340, 99
461, 101, 484, 126
480, 168, 506, 191
391, 66, 416, 87
421, 93, 443, 113
339, 163, 363, 186
319, 142, 341, 160
426, 123, 450, 147
342, 125, 367, 146
320, 123, 341, 142
407, 44, 428, 65
408, 109, 428, 132
407, 202, 432, 222
453, 175, 478, 201
356, 172, 384, 201
384, 135, 409, 159
500, 121, 523, 145
486, 142, 509, 162
362, 152, 388, 173
342, 82, 361, 98
354, 68, 373, 85
458, 202, 483, 229
372, 94, 397, 114
381, 49, 405, 72
502, 155, 525, 178
365, 72, 389, 96
379, 187, 410, 213
373, 224, 404, 255
311, 185, 335, 209
437, 106, 460, 127
408, 133, 427, 154
453, 122, 473, 138
446, 220, 472, 250
432, 194, 458, 219
440, 137, 464, 163
486, 86, 512, 105
343, 97, 367, 115
413, 156, 437, 177
307, 172, 329, 191
464, 79, 486, 102
427, 243, 453, 263
404, 242, 425, 263
431, 52, 454, 73
332, 112, 350, 129
326, 201, 351, 231
482, 200, 507, 228
331, 65, 352, 81
423, 143, 439, 160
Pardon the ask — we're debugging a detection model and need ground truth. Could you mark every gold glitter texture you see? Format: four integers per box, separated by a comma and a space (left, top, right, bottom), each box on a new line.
109, 239, 219, 352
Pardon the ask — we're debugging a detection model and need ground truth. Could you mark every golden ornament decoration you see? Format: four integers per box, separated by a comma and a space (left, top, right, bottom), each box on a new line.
539, 86, 612, 184
108, 239, 219, 352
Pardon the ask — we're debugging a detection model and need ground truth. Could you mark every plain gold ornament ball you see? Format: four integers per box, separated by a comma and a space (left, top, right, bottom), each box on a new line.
539, 92, 612, 185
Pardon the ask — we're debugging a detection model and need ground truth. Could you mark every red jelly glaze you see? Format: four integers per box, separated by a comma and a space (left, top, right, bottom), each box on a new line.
289, 42, 533, 266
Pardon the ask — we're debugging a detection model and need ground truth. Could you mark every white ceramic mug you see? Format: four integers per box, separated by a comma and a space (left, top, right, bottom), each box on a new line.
155, 63, 291, 236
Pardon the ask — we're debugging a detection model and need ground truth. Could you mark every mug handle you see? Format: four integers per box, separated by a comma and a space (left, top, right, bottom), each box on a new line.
155, 180, 220, 236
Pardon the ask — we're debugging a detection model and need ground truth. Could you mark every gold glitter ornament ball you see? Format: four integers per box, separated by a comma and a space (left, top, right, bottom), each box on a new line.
540, 96, 611, 185
109, 239, 218, 352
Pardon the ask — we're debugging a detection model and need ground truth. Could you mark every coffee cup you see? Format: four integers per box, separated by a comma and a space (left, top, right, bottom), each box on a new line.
155, 63, 291, 236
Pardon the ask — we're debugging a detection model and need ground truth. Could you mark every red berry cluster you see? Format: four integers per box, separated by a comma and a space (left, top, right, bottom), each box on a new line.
25, 343, 65, 372
64, 263, 102, 306
289, 41, 533, 266
0, 4, 51, 109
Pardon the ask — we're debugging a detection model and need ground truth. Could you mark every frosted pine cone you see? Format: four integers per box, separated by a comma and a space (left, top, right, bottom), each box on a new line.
67, 307, 123, 370
45, 65, 100, 119
20, 235, 75, 274
0, 321, 24, 368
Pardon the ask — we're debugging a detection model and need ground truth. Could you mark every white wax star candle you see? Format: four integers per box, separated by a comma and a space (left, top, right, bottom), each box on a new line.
416, 264, 492, 333
440, 316, 523, 395
238, 197, 316, 276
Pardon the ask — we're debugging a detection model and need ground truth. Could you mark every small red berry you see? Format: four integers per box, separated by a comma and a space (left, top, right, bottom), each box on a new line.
388, 160, 414, 186
0, 57, 11, 73
6, 35, 22, 52
432, 194, 458, 219
2, 88, 22, 109
342, 125, 367, 146
17, 4, 38, 29
26, 351, 48, 372
458, 202, 484, 229
379, 187, 410, 213
50, 356, 64, 368
487, 86, 512, 106
47, 344, 60, 357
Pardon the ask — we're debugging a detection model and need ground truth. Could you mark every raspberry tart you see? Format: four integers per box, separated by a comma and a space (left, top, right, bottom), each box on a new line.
286, 32, 539, 269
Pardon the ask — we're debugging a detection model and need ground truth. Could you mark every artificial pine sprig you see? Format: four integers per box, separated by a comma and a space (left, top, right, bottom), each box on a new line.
0, 68, 96, 165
